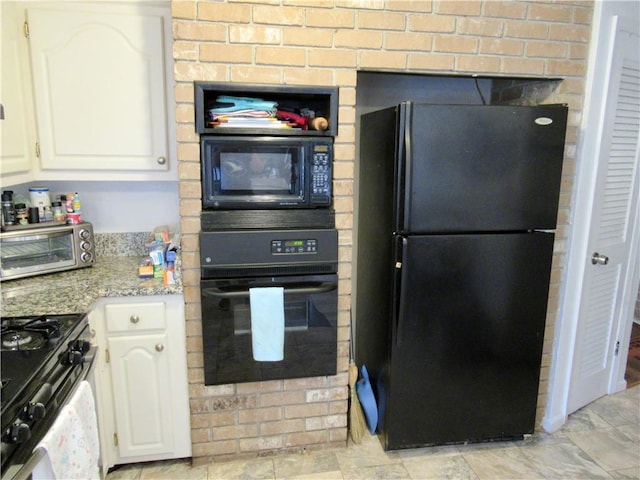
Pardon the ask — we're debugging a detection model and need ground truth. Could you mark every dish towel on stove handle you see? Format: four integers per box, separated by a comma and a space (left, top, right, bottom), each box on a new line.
249, 287, 285, 361
32, 380, 100, 480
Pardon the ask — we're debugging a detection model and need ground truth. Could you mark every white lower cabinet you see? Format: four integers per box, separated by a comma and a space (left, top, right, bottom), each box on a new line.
89, 295, 191, 476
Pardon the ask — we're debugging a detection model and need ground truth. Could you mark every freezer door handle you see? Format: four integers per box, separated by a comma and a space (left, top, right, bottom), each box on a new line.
591, 252, 609, 265
392, 238, 408, 346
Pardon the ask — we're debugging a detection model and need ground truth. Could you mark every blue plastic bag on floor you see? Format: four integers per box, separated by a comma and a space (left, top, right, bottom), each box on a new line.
356, 365, 378, 434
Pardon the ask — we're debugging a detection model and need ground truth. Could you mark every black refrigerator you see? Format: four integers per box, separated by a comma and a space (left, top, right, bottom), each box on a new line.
355, 102, 568, 450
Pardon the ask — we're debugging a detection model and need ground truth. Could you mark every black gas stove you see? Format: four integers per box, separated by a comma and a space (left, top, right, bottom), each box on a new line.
0, 313, 94, 478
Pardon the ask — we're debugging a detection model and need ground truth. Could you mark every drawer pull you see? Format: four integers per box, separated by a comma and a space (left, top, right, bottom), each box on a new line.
155, 344, 164, 352
130, 315, 140, 324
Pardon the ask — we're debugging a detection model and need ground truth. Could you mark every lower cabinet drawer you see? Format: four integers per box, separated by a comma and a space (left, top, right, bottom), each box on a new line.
105, 302, 166, 333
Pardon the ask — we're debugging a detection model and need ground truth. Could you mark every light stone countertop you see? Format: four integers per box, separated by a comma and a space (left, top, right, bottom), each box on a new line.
1, 255, 182, 317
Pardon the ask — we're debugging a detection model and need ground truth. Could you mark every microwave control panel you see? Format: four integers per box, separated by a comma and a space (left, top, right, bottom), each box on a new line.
311, 147, 331, 199
271, 238, 317, 255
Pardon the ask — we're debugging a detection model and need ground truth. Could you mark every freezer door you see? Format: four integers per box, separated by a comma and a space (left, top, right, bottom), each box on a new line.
383, 232, 554, 449
397, 103, 568, 233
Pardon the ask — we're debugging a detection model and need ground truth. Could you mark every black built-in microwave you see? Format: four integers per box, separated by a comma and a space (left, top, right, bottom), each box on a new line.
201, 136, 332, 209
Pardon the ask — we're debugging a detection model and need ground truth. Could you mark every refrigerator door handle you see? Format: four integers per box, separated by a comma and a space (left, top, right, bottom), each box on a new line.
392, 237, 408, 346
395, 103, 411, 232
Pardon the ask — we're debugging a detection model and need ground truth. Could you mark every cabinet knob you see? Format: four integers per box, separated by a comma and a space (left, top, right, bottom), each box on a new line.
157, 156, 166, 165
591, 252, 609, 265
130, 315, 140, 324
155, 344, 164, 352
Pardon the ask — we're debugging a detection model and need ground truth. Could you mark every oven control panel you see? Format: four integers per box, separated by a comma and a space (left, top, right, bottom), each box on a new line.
200, 229, 337, 273
271, 238, 317, 254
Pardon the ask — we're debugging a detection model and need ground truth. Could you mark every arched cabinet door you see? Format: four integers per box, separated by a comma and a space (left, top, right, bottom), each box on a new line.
1, 2, 36, 183
26, 3, 173, 177
108, 333, 174, 458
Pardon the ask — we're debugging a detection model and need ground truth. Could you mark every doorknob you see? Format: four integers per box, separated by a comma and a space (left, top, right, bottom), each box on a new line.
591, 252, 609, 265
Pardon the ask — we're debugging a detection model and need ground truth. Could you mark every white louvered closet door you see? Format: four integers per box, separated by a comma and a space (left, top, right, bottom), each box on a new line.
568, 17, 640, 414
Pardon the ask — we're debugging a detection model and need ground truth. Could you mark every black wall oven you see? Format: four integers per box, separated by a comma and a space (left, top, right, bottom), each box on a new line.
201, 136, 332, 209
200, 229, 338, 385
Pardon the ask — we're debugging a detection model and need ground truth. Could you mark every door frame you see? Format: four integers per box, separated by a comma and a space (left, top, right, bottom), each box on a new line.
544, 1, 640, 432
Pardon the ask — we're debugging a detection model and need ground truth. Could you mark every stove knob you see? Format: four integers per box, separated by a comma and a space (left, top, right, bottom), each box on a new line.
70, 339, 91, 354
6, 422, 30, 444
22, 402, 45, 421
64, 350, 83, 365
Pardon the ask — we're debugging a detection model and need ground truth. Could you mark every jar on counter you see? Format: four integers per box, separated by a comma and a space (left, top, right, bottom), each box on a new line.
29, 187, 51, 217
15, 203, 29, 225
51, 201, 65, 222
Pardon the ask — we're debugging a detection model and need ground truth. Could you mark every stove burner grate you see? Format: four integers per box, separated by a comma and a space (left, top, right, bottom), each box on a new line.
0, 317, 62, 352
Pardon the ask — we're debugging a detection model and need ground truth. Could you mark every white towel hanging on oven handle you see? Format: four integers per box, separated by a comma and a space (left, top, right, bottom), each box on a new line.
31, 380, 100, 480
249, 287, 285, 361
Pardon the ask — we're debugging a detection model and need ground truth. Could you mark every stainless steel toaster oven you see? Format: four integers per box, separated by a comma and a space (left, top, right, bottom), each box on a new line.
0, 222, 95, 281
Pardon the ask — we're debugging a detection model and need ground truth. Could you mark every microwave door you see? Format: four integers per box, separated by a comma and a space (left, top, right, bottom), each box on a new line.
200, 136, 332, 209
219, 151, 297, 194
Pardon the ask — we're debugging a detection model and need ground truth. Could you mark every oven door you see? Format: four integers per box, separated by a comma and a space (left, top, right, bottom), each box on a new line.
201, 274, 338, 385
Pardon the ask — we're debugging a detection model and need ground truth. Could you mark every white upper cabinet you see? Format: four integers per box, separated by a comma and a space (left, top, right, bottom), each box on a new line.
25, 2, 176, 181
1, 2, 37, 185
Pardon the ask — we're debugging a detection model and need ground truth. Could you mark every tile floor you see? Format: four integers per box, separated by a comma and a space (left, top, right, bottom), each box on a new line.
106, 385, 639, 480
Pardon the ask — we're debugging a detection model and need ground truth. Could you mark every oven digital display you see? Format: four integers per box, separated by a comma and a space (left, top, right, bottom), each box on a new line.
271, 239, 317, 254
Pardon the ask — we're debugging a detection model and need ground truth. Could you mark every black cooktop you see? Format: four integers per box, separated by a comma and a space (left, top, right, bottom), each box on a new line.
0, 314, 85, 417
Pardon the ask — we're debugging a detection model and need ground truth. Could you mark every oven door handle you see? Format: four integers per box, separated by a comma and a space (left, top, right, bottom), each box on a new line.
203, 281, 337, 298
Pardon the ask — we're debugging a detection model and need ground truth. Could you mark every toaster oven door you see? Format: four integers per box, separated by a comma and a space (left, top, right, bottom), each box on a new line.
0, 230, 76, 280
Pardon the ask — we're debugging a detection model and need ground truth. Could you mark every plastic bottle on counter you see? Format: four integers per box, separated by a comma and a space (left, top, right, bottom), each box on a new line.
72, 192, 82, 213
29, 187, 51, 218
1, 191, 16, 226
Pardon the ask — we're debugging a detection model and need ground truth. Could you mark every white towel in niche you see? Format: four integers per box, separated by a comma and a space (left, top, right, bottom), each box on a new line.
250, 287, 285, 361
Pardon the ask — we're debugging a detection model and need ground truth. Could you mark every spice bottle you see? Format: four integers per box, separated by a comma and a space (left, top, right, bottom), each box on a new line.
42, 206, 53, 222
15, 203, 29, 225
1, 191, 16, 226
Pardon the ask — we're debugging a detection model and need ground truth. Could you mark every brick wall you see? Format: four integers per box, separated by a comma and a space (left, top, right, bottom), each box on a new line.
172, 0, 593, 462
